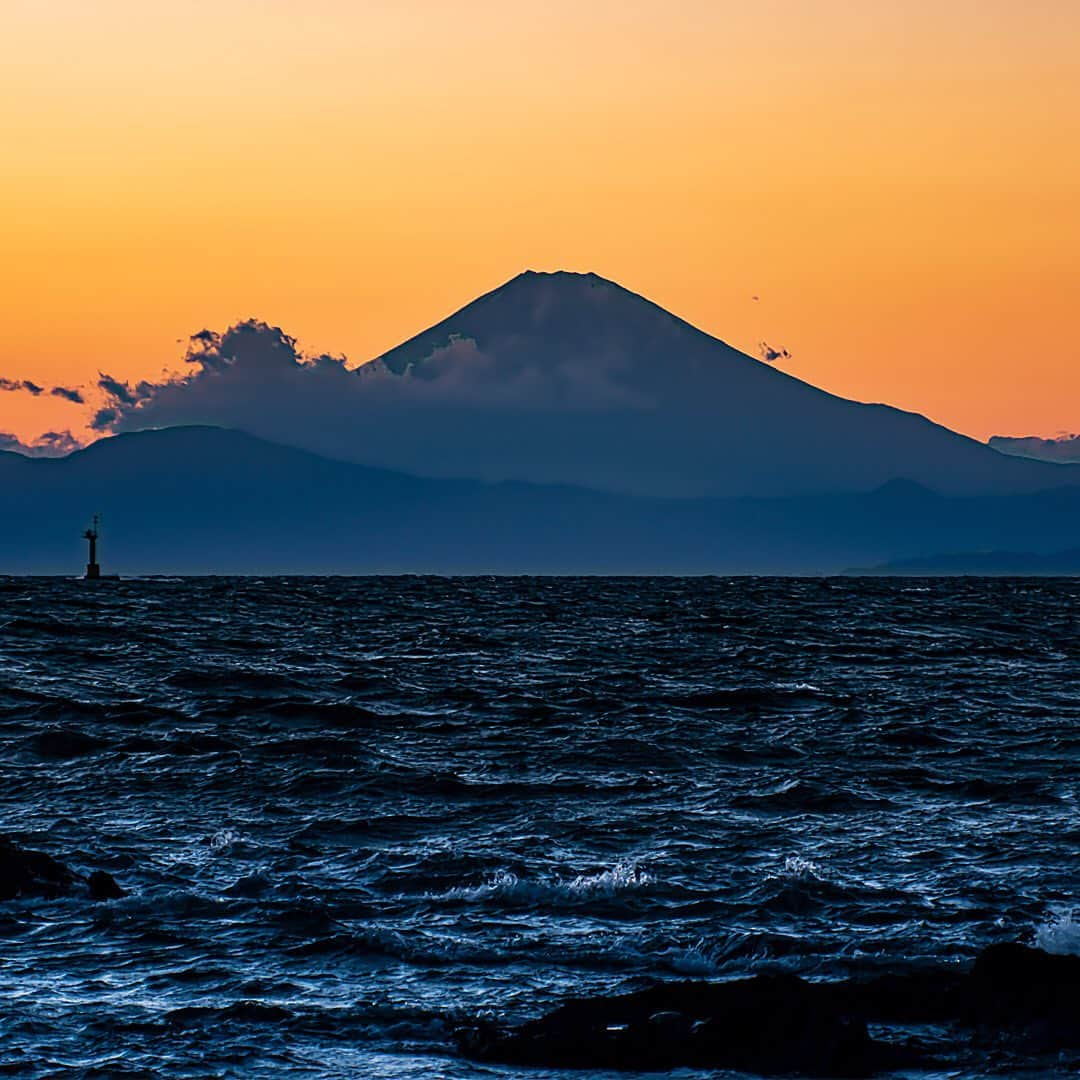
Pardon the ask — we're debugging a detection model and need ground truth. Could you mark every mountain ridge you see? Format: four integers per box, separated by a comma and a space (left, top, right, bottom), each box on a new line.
3, 425, 1078, 575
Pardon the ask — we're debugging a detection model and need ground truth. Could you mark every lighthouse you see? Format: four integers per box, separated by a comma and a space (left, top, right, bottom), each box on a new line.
83, 516, 101, 580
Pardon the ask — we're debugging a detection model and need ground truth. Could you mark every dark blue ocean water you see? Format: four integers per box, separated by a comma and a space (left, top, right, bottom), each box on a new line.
0, 576, 1077, 1077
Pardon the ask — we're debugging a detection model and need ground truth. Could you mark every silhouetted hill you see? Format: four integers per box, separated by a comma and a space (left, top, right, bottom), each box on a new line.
2, 427, 1079, 574
859, 548, 1080, 575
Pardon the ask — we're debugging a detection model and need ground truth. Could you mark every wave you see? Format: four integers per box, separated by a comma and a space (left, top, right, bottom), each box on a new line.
1, 576, 1076, 1076
653, 926, 827, 975
201, 697, 390, 728
673, 684, 831, 710
733, 778, 892, 813
1035, 908, 1080, 956
738, 855, 921, 920
438, 862, 654, 906
27, 727, 111, 758
166, 1000, 293, 1026
165, 669, 306, 692
777, 855, 824, 883
929, 776, 1059, 805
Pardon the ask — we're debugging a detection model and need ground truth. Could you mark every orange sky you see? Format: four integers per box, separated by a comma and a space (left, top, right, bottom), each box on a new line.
2, 0, 1077, 445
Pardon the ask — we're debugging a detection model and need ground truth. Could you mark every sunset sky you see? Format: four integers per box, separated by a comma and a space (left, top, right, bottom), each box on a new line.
2, 0, 1077, 446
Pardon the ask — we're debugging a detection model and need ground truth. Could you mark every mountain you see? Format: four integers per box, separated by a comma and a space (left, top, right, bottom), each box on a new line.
861, 548, 1080, 575
348, 270, 1076, 497
2, 426, 1078, 575
89, 271, 1078, 500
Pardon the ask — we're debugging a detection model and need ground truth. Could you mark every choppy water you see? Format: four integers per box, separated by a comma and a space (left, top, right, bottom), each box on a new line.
0, 576, 1077, 1077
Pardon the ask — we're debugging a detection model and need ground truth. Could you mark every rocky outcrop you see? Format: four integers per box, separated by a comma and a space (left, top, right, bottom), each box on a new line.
960, 943, 1080, 1051
459, 943, 1080, 1076
0, 837, 125, 902
87, 869, 126, 901
460, 972, 920, 1076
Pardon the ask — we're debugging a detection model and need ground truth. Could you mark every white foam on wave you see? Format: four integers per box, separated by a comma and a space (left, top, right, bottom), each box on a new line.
1035, 908, 1080, 956
658, 938, 724, 975
441, 861, 653, 904
208, 828, 246, 852
778, 855, 824, 882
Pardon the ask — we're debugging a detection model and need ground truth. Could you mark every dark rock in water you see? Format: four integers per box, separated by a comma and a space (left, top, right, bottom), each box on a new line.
459, 972, 919, 1077
960, 943, 1080, 1050
0, 837, 125, 902
88, 870, 126, 901
459, 943, 1080, 1076
0, 836, 78, 900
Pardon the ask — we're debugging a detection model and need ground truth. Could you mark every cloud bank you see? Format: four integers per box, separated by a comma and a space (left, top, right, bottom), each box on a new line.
91, 318, 651, 433
989, 434, 1080, 464
0, 378, 44, 396
50, 386, 85, 404
70, 315, 660, 484
2, 304, 659, 478
0, 430, 81, 457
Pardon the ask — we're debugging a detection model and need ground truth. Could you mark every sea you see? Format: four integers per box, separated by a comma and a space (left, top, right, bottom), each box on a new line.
0, 576, 1077, 1077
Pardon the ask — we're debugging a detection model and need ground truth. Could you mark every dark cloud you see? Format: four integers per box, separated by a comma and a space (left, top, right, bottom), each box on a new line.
92, 321, 356, 429
91, 407, 121, 432
50, 385, 85, 404
80, 311, 667, 489
757, 341, 791, 363
0, 377, 44, 395
36, 430, 82, 455
0, 378, 84, 402
0, 429, 80, 457
91, 315, 651, 435
97, 374, 141, 406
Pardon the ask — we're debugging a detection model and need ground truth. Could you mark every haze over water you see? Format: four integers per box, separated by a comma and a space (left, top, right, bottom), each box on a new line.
1, 576, 1077, 1076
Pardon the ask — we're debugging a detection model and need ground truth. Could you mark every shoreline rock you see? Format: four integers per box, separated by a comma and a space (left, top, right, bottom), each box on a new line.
459, 943, 1080, 1076
0, 836, 125, 902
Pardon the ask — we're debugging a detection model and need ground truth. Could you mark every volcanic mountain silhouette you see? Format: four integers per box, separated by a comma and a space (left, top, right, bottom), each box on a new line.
353, 270, 1073, 497
6, 272, 1075, 573
87, 270, 1075, 499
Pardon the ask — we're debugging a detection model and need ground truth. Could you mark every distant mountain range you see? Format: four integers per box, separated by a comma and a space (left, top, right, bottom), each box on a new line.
861, 548, 1080, 576
3, 426, 1079, 575
95, 271, 1078, 499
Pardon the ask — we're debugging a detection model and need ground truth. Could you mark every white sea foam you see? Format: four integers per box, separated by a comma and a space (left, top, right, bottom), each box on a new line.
659, 939, 724, 976
1035, 908, 1080, 956
441, 862, 653, 904
779, 855, 824, 882
208, 828, 245, 851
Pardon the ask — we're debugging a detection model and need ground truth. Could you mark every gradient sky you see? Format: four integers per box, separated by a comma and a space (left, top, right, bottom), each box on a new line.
2, 0, 1077, 445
